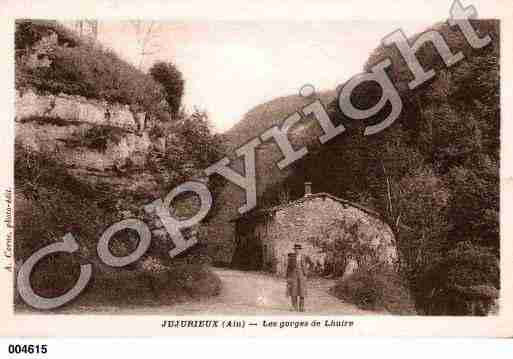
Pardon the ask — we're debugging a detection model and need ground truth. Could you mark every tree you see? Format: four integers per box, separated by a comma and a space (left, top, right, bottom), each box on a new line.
73, 20, 98, 41
129, 21, 162, 70
149, 61, 184, 118
359, 19, 499, 314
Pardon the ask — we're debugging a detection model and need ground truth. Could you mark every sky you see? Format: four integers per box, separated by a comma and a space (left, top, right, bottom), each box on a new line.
96, 20, 434, 132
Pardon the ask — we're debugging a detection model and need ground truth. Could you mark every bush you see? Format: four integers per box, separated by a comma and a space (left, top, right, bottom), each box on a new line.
333, 264, 416, 314
414, 242, 499, 315
75, 255, 221, 307
149, 61, 184, 117
161, 260, 221, 299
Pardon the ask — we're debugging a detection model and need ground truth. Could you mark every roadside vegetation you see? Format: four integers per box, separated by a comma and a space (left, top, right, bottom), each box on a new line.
333, 263, 416, 314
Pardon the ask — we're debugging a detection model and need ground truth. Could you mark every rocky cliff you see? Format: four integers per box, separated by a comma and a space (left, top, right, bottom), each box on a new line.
15, 88, 164, 200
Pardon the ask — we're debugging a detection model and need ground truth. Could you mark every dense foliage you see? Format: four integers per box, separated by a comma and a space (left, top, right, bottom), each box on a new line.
333, 263, 416, 314
361, 20, 499, 315
258, 20, 499, 314
149, 61, 185, 117
145, 108, 225, 196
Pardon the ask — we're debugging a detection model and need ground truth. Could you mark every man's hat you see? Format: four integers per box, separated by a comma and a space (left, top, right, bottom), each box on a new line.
294, 244, 302, 249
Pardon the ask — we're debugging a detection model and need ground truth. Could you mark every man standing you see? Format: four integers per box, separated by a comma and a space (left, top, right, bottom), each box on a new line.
286, 244, 308, 312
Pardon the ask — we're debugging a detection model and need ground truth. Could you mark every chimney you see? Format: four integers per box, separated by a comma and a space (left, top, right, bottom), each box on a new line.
304, 182, 312, 196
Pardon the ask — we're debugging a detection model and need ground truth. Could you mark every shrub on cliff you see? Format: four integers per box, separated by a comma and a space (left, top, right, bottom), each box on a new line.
149, 61, 184, 118
414, 241, 499, 315
66, 126, 125, 153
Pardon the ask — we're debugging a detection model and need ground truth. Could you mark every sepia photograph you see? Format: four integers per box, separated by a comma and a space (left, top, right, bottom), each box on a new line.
1, 0, 512, 344
11, 14, 500, 317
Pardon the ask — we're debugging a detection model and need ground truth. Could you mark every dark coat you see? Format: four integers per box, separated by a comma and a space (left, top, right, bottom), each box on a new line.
286, 253, 308, 297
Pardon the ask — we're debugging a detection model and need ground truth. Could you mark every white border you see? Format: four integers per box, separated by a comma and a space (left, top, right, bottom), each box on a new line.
0, 0, 511, 337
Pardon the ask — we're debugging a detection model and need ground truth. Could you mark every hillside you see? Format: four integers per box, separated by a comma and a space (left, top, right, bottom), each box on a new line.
14, 20, 223, 309
207, 19, 500, 315
15, 20, 167, 118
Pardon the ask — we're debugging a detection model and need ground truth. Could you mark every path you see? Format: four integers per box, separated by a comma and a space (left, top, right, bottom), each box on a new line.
18, 268, 374, 315
151, 268, 373, 315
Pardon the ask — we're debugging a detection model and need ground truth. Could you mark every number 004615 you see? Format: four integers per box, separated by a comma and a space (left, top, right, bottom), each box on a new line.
8, 344, 48, 354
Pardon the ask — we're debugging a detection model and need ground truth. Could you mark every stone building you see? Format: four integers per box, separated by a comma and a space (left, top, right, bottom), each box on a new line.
232, 183, 398, 277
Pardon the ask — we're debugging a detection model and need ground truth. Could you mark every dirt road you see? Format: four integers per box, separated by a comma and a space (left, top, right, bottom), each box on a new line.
162, 268, 373, 315
19, 268, 374, 315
